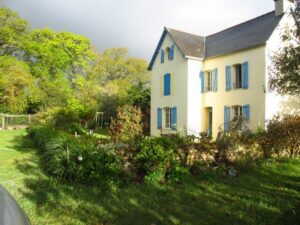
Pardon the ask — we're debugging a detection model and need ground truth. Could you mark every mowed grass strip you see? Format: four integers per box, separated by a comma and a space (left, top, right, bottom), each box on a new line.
0, 129, 299, 225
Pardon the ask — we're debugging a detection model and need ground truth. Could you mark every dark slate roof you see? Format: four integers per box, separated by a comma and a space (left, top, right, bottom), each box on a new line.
205, 11, 283, 58
167, 28, 205, 58
148, 11, 283, 70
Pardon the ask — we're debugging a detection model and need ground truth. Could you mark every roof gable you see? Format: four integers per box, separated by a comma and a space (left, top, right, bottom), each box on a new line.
147, 27, 204, 70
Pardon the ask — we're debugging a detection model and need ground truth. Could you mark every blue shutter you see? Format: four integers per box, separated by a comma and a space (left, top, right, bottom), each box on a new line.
242, 61, 248, 89
164, 73, 171, 96
170, 45, 174, 60
213, 68, 218, 92
171, 107, 177, 130
242, 104, 250, 121
200, 71, 204, 93
161, 49, 165, 64
157, 108, 162, 129
226, 65, 231, 91
224, 106, 231, 131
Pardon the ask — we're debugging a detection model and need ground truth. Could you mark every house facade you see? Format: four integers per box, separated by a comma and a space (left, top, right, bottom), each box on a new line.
149, 0, 300, 138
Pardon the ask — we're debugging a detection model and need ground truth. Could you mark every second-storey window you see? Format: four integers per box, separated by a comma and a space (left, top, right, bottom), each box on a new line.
205, 68, 218, 92
234, 64, 242, 89
228, 62, 248, 90
206, 71, 212, 92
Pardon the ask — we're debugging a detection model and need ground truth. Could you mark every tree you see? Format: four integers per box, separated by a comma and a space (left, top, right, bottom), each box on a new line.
88, 48, 150, 116
0, 8, 28, 55
23, 29, 96, 109
0, 56, 39, 113
269, 4, 300, 95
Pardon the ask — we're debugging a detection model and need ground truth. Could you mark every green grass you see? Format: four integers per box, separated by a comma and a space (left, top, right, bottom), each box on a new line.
0, 129, 299, 225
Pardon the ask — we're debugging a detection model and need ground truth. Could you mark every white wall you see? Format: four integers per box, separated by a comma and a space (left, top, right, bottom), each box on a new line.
266, 7, 300, 121
187, 59, 203, 135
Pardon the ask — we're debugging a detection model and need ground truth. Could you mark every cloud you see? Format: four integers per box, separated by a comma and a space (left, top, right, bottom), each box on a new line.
0, 0, 274, 61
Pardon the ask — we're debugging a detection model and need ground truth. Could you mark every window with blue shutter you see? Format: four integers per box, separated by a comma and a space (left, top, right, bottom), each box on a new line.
213, 68, 218, 92
200, 71, 204, 93
224, 106, 231, 131
157, 108, 162, 129
242, 104, 250, 121
171, 107, 177, 130
170, 45, 174, 60
226, 65, 231, 91
242, 61, 248, 89
164, 73, 171, 96
161, 49, 165, 64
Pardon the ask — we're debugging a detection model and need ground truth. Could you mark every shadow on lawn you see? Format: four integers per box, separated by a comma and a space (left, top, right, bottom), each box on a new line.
12, 133, 300, 225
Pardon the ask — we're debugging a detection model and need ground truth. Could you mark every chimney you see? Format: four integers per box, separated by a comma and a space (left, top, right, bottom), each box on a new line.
274, 0, 294, 16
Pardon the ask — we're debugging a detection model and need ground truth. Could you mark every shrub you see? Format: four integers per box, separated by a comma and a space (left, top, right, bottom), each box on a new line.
264, 115, 300, 158
32, 107, 84, 134
134, 137, 188, 183
109, 105, 143, 143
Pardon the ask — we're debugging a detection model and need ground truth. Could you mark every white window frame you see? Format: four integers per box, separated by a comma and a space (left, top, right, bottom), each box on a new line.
165, 107, 171, 129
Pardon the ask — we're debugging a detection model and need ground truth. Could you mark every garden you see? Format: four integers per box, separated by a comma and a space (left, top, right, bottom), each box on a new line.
0, 6, 300, 225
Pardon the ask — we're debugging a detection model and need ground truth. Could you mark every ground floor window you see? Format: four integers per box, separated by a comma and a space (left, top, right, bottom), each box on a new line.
165, 107, 171, 129
233, 105, 243, 120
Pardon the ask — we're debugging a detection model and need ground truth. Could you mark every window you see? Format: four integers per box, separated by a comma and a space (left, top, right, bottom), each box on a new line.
231, 62, 249, 90
165, 107, 171, 129
233, 105, 243, 120
166, 47, 170, 60
232, 105, 243, 130
234, 64, 242, 89
205, 69, 218, 92
161, 49, 164, 64
164, 107, 177, 130
206, 71, 212, 92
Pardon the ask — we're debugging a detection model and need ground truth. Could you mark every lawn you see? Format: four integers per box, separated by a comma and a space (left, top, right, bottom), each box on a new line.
0, 129, 299, 225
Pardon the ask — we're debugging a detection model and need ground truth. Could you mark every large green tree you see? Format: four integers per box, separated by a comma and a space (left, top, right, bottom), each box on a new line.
0, 8, 28, 55
0, 56, 39, 113
269, 4, 300, 95
23, 28, 96, 109
88, 48, 150, 116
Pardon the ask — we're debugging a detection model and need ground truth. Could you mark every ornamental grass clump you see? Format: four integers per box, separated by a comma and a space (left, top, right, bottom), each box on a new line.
28, 125, 122, 185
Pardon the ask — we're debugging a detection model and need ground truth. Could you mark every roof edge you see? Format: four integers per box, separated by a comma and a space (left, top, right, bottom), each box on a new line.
206, 11, 277, 38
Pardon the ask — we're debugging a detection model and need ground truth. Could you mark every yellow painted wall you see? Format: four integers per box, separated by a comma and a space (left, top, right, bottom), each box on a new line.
203, 46, 266, 137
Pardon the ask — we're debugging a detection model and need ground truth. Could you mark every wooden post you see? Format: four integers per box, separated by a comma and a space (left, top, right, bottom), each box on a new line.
28, 114, 31, 124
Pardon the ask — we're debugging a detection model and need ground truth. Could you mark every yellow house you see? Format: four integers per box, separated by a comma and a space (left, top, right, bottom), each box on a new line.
148, 0, 300, 138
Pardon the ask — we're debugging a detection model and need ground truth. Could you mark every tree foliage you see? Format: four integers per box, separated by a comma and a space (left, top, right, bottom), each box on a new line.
0, 8, 28, 55
269, 4, 300, 95
0, 56, 38, 113
0, 7, 149, 122
87, 48, 150, 116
